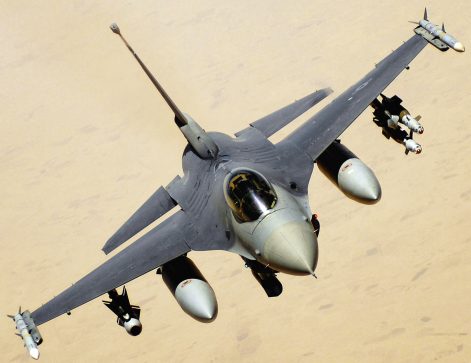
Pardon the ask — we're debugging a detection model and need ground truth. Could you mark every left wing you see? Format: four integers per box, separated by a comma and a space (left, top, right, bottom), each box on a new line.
31, 211, 192, 326
279, 34, 428, 161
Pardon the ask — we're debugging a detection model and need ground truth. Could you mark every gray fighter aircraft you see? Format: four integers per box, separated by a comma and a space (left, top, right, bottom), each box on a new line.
11, 11, 464, 360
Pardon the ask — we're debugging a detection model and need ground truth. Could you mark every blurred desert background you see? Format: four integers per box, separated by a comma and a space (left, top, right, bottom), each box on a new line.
1, 1, 470, 362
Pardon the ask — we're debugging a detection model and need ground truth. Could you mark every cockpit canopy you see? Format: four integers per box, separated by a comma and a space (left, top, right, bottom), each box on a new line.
225, 169, 277, 223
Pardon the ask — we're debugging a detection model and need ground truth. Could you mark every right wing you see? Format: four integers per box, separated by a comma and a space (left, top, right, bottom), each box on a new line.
31, 211, 192, 326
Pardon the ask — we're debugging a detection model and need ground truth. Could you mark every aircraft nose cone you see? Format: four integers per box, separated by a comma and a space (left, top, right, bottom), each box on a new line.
175, 279, 218, 323
454, 42, 465, 52
262, 220, 318, 275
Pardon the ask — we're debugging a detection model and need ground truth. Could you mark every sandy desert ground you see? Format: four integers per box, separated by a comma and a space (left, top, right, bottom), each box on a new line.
1, 1, 470, 362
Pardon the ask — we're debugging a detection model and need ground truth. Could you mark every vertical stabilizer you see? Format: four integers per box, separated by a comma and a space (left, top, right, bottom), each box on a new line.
424, 8, 428, 21
110, 23, 218, 159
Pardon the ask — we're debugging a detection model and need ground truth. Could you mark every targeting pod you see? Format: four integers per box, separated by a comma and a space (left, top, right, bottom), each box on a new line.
242, 257, 283, 297
158, 256, 218, 322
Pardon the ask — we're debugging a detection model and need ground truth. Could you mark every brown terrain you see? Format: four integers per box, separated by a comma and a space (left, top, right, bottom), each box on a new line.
1, 1, 470, 362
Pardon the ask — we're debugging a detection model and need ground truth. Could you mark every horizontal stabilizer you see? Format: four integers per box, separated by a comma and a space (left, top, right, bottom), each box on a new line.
102, 186, 177, 254
236, 88, 332, 137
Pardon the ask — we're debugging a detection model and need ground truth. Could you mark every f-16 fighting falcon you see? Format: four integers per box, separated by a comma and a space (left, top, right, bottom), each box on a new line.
10, 9, 464, 359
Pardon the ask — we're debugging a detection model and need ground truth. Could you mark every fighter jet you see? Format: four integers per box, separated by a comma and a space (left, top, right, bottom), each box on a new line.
10, 11, 464, 360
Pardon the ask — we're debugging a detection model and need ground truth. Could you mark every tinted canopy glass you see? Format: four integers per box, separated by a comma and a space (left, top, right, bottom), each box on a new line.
225, 170, 277, 222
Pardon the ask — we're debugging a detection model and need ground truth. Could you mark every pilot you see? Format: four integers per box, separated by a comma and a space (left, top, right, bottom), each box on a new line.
225, 170, 277, 223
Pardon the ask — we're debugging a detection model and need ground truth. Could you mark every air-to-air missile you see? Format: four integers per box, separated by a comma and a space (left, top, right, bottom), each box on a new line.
413, 8, 465, 52
158, 256, 218, 322
370, 94, 423, 154
8, 309, 42, 360
316, 141, 382, 204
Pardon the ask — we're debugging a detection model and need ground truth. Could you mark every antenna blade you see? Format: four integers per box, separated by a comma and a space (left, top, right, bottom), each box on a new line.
110, 23, 188, 127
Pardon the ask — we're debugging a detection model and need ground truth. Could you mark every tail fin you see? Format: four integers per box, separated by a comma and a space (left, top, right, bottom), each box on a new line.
424, 7, 428, 21
110, 23, 218, 159
109, 23, 187, 127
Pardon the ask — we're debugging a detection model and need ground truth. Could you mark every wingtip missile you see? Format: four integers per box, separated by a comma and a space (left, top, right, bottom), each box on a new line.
414, 9, 465, 52
453, 42, 465, 52
11, 311, 42, 360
